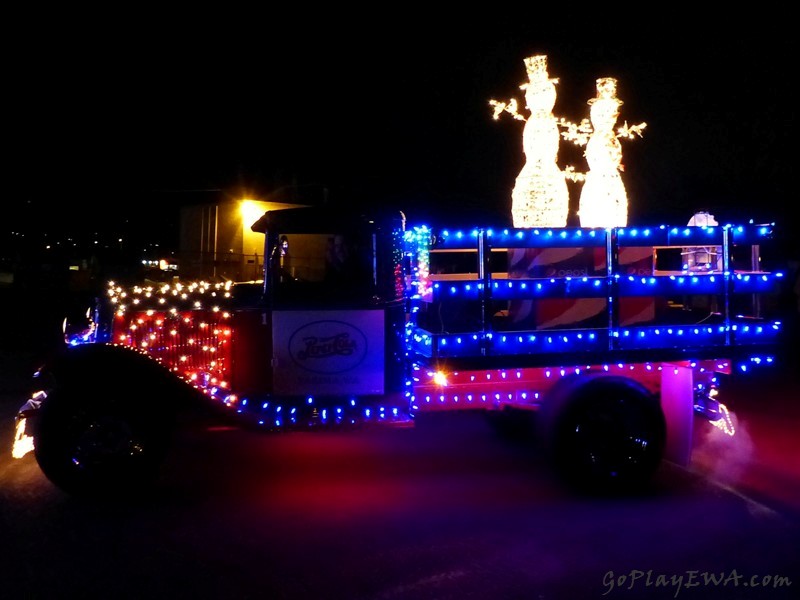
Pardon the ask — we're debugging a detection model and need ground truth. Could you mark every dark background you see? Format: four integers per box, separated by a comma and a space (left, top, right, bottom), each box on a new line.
8, 12, 797, 255
2, 17, 799, 599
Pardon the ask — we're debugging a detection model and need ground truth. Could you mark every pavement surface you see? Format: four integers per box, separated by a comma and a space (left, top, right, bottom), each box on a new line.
1, 285, 799, 599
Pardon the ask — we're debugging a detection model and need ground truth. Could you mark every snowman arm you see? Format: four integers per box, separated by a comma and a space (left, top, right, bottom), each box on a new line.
558, 117, 591, 146
489, 98, 526, 121
563, 165, 586, 182
617, 121, 647, 139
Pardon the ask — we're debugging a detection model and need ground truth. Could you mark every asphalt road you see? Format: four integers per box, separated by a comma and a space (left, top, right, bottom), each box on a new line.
1, 287, 799, 599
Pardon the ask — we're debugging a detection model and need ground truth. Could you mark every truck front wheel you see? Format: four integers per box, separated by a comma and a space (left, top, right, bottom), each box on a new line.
540, 375, 666, 494
32, 348, 175, 497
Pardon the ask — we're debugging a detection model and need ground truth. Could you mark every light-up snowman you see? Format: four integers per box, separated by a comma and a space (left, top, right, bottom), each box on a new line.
562, 77, 646, 228
490, 55, 569, 228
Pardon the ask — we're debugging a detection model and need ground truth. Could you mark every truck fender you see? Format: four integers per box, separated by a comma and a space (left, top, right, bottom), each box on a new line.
30, 343, 184, 497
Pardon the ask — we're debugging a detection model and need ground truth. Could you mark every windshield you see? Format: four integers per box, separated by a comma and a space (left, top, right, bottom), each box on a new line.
268, 232, 377, 307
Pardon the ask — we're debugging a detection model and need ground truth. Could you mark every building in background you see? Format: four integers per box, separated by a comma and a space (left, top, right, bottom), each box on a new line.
179, 198, 304, 281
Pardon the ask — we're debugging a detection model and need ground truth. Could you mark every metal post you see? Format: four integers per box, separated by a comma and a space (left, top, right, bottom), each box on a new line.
723, 227, 731, 345
607, 228, 619, 350
213, 205, 219, 279
751, 243, 762, 318
478, 229, 491, 356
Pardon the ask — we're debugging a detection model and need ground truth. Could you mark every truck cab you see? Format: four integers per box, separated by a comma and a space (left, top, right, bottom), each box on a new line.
227, 205, 409, 421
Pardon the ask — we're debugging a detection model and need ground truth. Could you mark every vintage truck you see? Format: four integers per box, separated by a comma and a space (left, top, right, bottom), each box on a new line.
12, 205, 785, 496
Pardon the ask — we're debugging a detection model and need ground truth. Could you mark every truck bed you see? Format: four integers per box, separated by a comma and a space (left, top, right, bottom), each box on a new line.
405, 223, 783, 370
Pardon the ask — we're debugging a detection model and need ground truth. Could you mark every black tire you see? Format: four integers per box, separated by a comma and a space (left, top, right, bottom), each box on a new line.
539, 374, 666, 494
32, 346, 176, 498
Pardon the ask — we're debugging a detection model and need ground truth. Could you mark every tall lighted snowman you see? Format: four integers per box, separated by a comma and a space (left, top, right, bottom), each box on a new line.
571, 77, 645, 227
490, 55, 569, 228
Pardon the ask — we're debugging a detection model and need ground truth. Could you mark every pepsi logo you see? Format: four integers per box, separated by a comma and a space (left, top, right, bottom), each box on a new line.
288, 320, 368, 374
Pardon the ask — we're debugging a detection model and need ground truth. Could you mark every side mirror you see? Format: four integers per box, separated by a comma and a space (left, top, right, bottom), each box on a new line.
63, 304, 97, 346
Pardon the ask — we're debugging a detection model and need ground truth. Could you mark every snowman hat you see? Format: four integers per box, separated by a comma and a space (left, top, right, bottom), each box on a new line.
588, 77, 623, 105
520, 54, 559, 89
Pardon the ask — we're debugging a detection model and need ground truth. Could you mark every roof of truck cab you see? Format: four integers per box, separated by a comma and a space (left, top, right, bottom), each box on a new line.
250, 204, 406, 234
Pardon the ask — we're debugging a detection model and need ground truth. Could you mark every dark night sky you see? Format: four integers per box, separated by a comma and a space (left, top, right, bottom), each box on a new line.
10, 12, 797, 253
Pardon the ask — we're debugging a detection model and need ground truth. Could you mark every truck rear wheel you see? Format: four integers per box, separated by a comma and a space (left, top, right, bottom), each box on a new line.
539, 375, 666, 493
